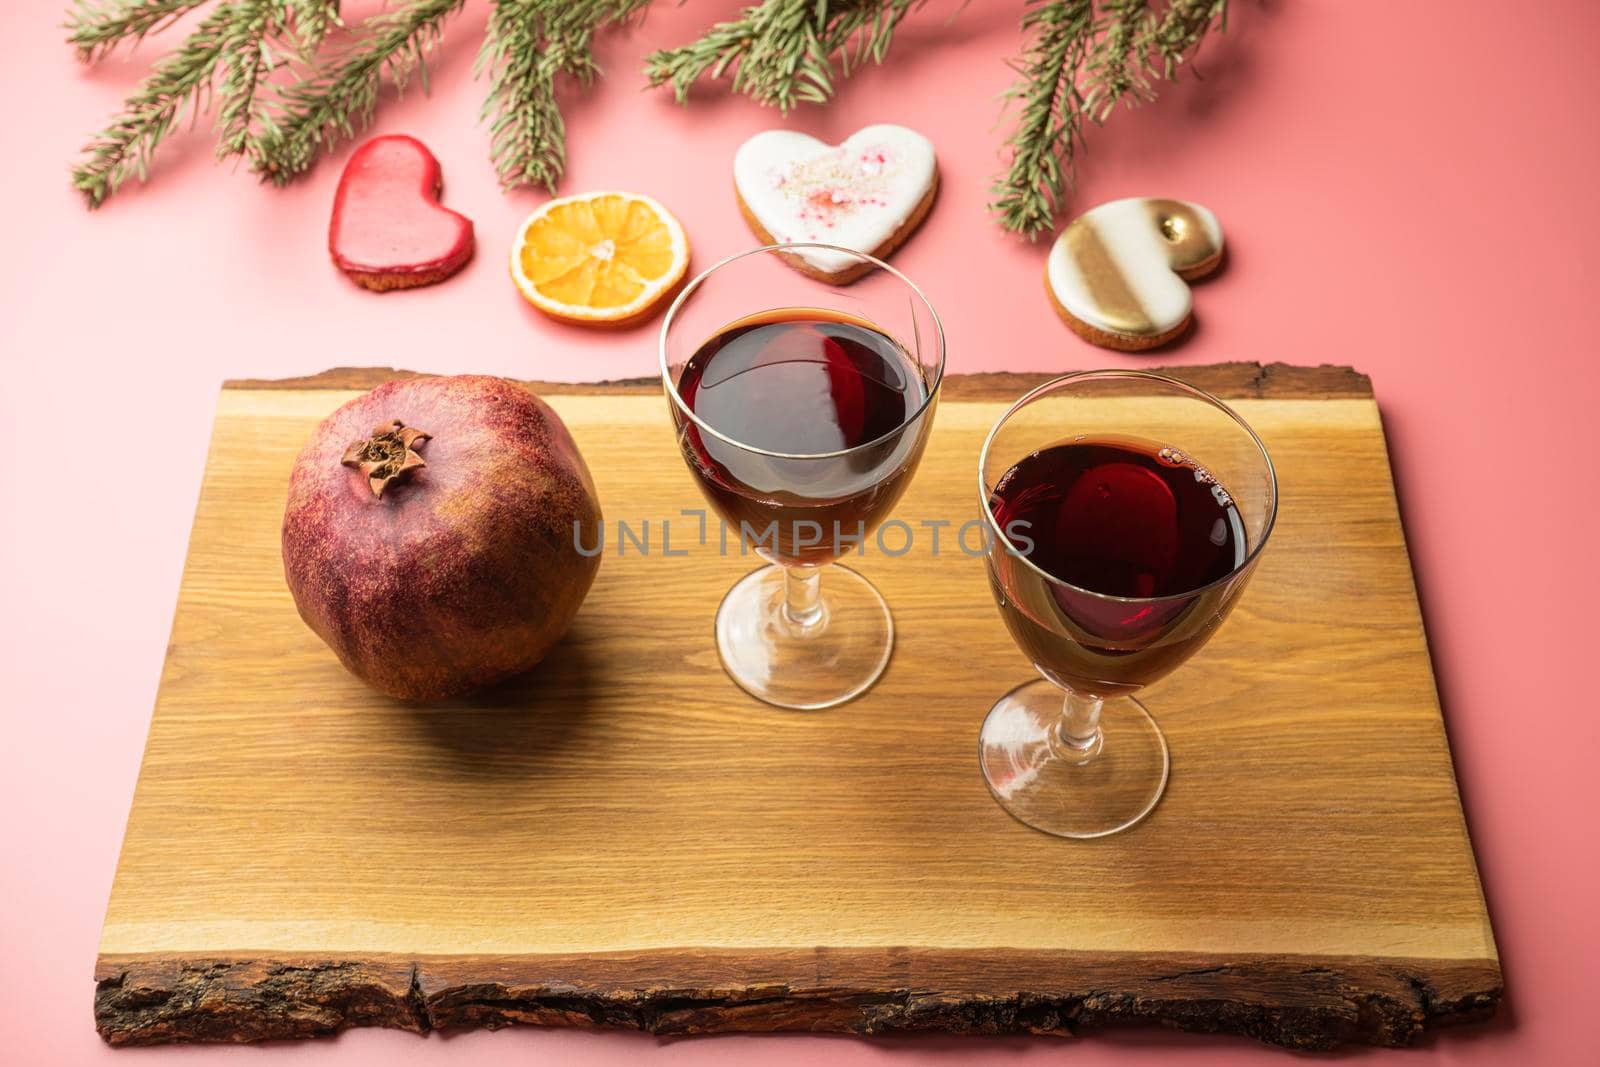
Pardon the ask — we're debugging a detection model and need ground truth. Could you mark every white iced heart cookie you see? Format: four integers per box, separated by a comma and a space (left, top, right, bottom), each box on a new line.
1046, 197, 1224, 350
733, 124, 938, 284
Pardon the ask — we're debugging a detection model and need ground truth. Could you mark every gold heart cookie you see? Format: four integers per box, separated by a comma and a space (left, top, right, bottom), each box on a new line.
1046, 197, 1224, 350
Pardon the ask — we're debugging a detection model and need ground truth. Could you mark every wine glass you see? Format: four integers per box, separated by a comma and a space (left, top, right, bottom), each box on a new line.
661, 244, 945, 710
977, 371, 1277, 837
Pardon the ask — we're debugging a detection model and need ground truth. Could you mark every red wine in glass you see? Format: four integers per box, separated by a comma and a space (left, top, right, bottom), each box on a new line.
987, 435, 1250, 697
675, 308, 931, 565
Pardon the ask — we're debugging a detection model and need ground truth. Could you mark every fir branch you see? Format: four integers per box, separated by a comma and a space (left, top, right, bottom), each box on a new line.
991, 0, 1093, 238
645, 0, 922, 112
477, 0, 650, 192
71, 1, 257, 207
69, 0, 341, 204
1082, 0, 1153, 121
68, 0, 1239, 236
67, 0, 212, 62
249, 0, 465, 185
286, 0, 339, 53
1147, 0, 1226, 78
992, 0, 1227, 236
214, 1, 289, 160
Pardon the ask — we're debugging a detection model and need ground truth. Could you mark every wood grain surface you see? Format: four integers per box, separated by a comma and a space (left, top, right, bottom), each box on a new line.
95, 364, 1497, 1050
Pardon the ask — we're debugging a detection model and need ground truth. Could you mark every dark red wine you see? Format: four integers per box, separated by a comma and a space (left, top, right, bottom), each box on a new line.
675, 308, 931, 565
987, 436, 1250, 696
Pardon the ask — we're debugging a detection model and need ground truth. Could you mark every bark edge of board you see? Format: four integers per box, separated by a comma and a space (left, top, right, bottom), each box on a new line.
95, 948, 1499, 1050
223, 362, 1375, 401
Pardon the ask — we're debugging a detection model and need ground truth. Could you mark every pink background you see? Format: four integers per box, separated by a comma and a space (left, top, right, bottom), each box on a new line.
3, 0, 1597, 1063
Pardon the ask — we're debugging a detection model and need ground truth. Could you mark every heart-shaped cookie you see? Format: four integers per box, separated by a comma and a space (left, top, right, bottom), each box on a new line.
733, 124, 938, 284
329, 135, 474, 292
1046, 197, 1224, 350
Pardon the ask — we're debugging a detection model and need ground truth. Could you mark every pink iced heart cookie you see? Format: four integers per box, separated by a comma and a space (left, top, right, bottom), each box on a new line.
733, 124, 938, 284
329, 135, 474, 292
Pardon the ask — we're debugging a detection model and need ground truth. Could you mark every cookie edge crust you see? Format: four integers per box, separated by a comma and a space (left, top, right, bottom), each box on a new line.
1045, 246, 1224, 351
339, 241, 475, 292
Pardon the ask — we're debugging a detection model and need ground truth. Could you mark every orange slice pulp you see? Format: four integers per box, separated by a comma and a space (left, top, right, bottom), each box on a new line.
510, 191, 690, 326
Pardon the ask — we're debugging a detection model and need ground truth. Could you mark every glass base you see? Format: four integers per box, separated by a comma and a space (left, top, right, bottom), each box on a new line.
978, 678, 1169, 838
714, 563, 893, 710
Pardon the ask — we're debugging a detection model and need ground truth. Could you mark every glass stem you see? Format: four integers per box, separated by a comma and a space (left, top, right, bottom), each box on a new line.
1053, 689, 1105, 762
781, 565, 826, 634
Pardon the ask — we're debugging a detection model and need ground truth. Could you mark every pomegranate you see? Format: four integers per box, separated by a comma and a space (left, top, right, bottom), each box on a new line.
281, 375, 602, 700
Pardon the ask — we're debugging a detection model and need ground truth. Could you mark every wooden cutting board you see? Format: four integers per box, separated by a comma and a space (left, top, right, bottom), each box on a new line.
94, 363, 1499, 1050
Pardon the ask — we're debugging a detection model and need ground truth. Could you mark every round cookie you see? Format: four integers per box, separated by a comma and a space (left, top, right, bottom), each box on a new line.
732, 124, 938, 285
1045, 197, 1224, 350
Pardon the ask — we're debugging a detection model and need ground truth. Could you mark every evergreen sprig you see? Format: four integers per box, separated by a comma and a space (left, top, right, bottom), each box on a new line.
214, 0, 288, 160
477, 0, 651, 191
645, 0, 922, 111
250, 0, 465, 186
992, 0, 1227, 236
67, 0, 211, 61
68, 0, 1233, 234
285, 0, 338, 53
991, 0, 1094, 238
1149, 0, 1227, 78
70, 0, 292, 207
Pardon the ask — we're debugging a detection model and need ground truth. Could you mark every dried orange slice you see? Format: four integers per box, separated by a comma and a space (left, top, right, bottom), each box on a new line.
510, 191, 689, 327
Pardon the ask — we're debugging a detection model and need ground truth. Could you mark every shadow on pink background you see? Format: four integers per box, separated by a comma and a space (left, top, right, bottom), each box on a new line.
2, 1, 1596, 1064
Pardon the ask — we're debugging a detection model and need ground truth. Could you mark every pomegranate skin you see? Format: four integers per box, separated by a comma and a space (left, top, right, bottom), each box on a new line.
282, 376, 602, 701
